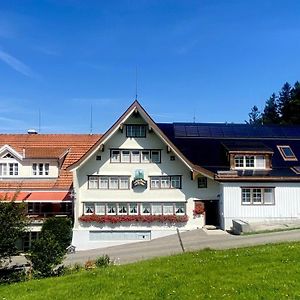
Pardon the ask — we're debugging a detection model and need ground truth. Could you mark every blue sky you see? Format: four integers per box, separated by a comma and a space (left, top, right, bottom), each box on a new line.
0, 0, 300, 133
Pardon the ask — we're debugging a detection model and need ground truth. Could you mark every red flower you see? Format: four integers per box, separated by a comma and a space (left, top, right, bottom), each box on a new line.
78, 214, 188, 224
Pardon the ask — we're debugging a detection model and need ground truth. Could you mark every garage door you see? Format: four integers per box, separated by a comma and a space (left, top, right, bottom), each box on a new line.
89, 231, 151, 241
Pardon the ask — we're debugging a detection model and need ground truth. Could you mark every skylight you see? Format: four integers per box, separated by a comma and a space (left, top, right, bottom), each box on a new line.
291, 166, 300, 174
277, 145, 297, 161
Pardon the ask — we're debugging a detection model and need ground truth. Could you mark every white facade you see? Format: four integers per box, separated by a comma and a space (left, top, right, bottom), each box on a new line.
72, 114, 219, 250
221, 182, 300, 229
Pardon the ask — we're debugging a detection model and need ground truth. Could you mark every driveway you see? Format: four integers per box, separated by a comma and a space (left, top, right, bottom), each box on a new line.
65, 228, 300, 265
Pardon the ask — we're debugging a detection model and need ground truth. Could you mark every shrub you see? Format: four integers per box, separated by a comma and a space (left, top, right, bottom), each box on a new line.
26, 233, 65, 278
41, 217, 72, 251
95, 255, 111, 268
0, 267, 27, 284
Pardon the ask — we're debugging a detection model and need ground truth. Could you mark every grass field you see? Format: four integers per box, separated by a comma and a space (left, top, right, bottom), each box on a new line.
1, 242, 300, 299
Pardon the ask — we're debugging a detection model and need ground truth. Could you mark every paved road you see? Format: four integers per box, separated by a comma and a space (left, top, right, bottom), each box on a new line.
65, 229, 300, 265
12, 229, 300, 266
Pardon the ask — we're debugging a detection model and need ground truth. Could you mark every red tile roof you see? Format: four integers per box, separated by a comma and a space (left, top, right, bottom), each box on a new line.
0, 134, 101, 190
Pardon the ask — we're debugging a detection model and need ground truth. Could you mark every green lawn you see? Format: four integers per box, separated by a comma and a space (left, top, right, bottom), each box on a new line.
1, 242, 300, 299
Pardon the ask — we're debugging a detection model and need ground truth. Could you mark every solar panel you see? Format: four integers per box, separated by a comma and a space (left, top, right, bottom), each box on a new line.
174, 125, 186, 137
185, 126, 198, 136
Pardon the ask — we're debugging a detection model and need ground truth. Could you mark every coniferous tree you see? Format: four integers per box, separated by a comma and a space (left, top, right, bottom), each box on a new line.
278, 82, 292, 123
262, 93, 280, 124
247, 105, 262, 125
288, 81, 300, 124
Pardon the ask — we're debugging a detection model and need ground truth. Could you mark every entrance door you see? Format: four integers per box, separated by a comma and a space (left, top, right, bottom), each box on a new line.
204, 200, 220, 227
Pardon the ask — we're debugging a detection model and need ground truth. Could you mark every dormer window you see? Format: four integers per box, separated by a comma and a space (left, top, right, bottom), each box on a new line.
233, 155, 265, 169
32, 163, 49, 176
278, 146, 297, 161
126, 124, 146, 138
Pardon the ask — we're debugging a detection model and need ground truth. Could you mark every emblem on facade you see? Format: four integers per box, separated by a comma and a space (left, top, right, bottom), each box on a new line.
132, 169, 147, 188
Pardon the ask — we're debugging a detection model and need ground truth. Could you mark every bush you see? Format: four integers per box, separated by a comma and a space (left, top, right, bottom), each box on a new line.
0, 267, 27, 284
84, 260, 95, 270
26, 233, 65, 278
41, 217, 72, 251
95, 255, 111, 268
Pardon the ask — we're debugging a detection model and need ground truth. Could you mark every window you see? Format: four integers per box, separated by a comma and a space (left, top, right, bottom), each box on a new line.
0, 163, 18, 176
233, 155, 266, 169
95, 203, 105, 215
89, 176, 130, 190
291, 166, 300, 175
129, 203, 138, 215
126, 124, 146, 137
32, 163, 49, 176
175, 203, 185, 215
111, 150, 120, 163
111, 149, 161, 164
118, 204, 128, 215
241, 188, 275, 205
170, 156, 175, 161
141, 151, 150, 163
151, 151, 160, 163
107, 203, 117, 215
152, 203, 162, 215
141, 203, 151, 215
88, 176, 99, 189
99, 177, 109, 189
109, 177, 119, 189
163, 203, 174, 215
131, 151, 140, 163
278, 145, 297, 161
28, 202, 41, 214
84, 203, 95, 214
198, 177, 207, 188
121, 150, 130, 163
150, 176, 182, 189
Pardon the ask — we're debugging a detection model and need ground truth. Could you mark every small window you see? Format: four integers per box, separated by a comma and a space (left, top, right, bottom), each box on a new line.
241, 188, 275, 205
131, 151, 140, 163
175, 203, 185, 215
88, 176, 99, 189
291, 166, 300, 174
3, 153, 14, 159
118, 203, 128, 215
198, 177, 207, 188
141, 151, 150, 163
109, 177, 119, 189
150, 177, 160, 189
163, 203, 174, 215
95, 203, 105, 215
141, 203, 151, 215
160, 177, 170, 189
84, 203, 95, 215
129, 203, 138, 215
171, 176, 181, 188
107, 204, 117, 215
234, 156, 244, 168
111, 150, 120, 163
121, 150, 130, 163
170, 156, 175, 161
126, 125, 146, 138
278, 145, 297, 161
96, 155, 102, 161
152, 203, 162, 215
151, 151, 160, 163
119, 177, 129, 189
245, 156, 255, 168
99, 177, 109, 189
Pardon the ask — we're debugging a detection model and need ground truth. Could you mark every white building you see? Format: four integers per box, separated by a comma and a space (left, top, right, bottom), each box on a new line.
69, 101, 300, 250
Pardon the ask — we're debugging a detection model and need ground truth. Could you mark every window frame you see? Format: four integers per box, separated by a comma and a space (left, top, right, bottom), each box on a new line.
277, 145, 298, 161
88, 175, 130, 190
241, 187, 275, 205
149, 175, 182, 189
110, 149, 161, 164
233, 155, 266, 169
126, 124, 147, 138
198, 177, 207, 188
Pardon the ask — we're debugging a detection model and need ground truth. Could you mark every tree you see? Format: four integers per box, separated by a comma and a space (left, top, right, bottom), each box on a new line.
278, 82, 292, 123
27, 232, 65, 278
26, 217, 72, 278
262, 93, 280, 124
0, 195, 27, 267
288, 81, 300, 124
41, 217, 72, 251
247, 105, 261, 125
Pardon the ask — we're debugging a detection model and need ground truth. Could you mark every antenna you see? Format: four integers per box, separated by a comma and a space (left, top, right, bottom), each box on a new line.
135, 66, 138, 100
193, 109, 196, 123
38, 109, 41, 133
90, 104, 93, 135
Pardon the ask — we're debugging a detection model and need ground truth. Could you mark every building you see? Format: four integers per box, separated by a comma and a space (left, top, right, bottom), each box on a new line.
69, 101, 300, 250
0, 133, 100, 250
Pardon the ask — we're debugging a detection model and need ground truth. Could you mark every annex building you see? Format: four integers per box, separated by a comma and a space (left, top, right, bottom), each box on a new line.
1, 100, 300, 250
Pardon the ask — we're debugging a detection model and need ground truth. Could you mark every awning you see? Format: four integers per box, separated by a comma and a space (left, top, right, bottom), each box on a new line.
0, 191, 71, 202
